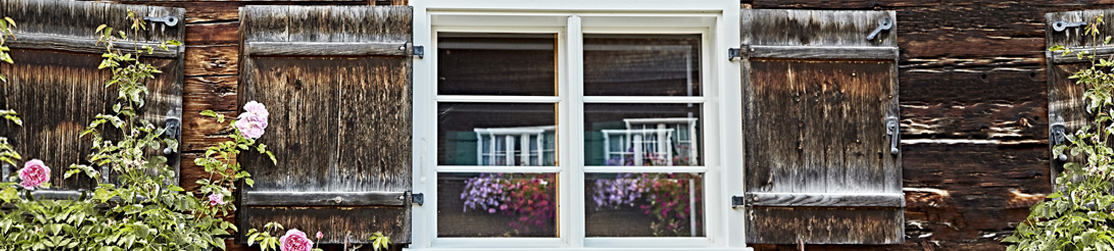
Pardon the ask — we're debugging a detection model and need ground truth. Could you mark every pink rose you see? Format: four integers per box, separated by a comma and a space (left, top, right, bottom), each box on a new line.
236, 100, 269, 139
315, 231, 323, 239
279, 229, 313, 251
18, 159, 50, 190
208, 192, 226, 206
241, 100, 269, 129
235, 118, 265, 139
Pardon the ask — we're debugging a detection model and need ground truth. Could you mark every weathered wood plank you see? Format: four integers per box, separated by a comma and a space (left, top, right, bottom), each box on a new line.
745, 59, 895, 194
185, 45, 239, 76
242, 207, 410, 244
746, 193, 905, 207
185, 22, 238, 46
181, 108, 234, 152
6, 34, 181, 58
747, 46, 898, 60
245, 41, 410, 57
741, 9, 897, 48
1050, 46, 1114, 64
242, 191, 408, 206
899, 69, 1047, 140
747, 207, 904, 245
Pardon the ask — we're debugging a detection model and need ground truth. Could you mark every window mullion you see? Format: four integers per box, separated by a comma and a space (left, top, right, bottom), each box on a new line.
565, 14, 586, 248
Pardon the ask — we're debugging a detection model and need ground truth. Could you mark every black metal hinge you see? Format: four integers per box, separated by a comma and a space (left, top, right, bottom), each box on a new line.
412, 193, 424, 206
413, 45, 424, 59
728, 48, 742, 61
731, 195, 745, 208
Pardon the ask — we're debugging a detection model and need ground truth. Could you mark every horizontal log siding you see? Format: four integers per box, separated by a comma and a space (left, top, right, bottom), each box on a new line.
111, 0, 1089, 250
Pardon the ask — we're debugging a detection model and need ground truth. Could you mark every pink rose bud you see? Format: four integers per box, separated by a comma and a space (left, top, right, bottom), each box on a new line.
315, 231, 323, 239
279, 229, 313, 251
18, 159, 50, 190
208, 193, 226, 206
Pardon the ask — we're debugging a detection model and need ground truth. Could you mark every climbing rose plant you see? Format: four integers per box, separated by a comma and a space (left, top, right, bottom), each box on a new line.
0, 11, 271, 251
1004, 15, 1114, 250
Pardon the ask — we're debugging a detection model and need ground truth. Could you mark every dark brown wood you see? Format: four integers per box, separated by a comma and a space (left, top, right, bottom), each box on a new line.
747, 193, 905, 207
748, 45, 898, 60
237, 5, 413, 245
242, 191, 408, 206
747, 207, 904, 245
185, 45, 239, 76
246, 41, 410, 56
742, 9, 903, 245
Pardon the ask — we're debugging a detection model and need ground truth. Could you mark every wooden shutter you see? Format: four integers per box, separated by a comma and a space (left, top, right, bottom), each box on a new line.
741, 9, 903, 245
0, 0, 185, 192
1044, 10, 1110, 185
237, 5, 413, 245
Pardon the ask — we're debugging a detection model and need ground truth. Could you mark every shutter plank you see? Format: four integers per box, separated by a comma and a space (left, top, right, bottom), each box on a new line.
742, 9, 902, 245
238, 5, 413, 245
0, 0, 185, 190
745, 207, 903, 245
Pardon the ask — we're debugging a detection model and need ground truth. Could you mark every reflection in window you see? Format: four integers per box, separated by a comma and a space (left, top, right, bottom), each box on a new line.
585, 173, 704, 237
438, 173, 558, 237
438, 103, 557, 166
438, 33, 557, 96
584, 34, 701, 96
585, 104, 702, 166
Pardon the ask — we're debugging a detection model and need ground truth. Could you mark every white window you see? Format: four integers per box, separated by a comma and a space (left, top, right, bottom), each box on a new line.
410, 1, 744, 250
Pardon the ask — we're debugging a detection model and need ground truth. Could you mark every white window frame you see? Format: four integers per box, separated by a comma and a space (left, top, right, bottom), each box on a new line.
410, 1, 745, 250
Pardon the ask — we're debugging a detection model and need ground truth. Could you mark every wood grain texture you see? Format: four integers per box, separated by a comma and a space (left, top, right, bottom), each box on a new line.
242, 191, 408, 206
741, 9, 897, 48
237, 5, 413, 245
242, 207, 409, 245
246, 41, 410, 56
185, 45, 239, 76
0, 50, 183, 189
747, 46, 899, 60
747, 193, 905, 207
747, 207, 904, 245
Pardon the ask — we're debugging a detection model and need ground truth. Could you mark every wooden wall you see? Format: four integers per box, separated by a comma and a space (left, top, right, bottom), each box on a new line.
105, 0, 1113, 250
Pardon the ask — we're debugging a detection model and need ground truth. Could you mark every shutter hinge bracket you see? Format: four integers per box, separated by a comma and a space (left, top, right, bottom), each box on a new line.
413, 45, 425, 59
1051, 122, 1068, 161
731, 195, 745, 208
866, 17, 893, 41
412, 193, 424, 206
728, 47, 742, 61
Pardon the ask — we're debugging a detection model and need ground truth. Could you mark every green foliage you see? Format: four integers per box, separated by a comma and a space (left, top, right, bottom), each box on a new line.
1005, 15, 1114, 250
0, 11, 239, 251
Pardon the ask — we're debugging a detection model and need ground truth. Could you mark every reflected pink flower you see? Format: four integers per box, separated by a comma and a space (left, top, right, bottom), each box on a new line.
18, 159, 50, 190
279, 229, 313, 251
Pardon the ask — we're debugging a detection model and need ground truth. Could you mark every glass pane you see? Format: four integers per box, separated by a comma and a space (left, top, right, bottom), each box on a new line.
585, 173, 704, 237
438, 103, 557, 166
584, 34, 701, 96
438, 173, 558, 237
438, 33, 557, 96
584, 104, 701, 166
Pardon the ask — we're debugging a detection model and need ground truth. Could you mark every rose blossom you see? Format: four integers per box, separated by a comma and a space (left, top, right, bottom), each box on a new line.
315, 231, 323, 239
18, 159, 50, 190
279, 229, 313, 251
208, 192, 226, 206
236, 100, 269, 139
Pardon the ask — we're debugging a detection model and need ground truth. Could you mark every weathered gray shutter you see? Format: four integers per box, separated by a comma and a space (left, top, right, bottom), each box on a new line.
1044, 10, 1109, 186
237, 5, 413, 245
0, 0, 185, 192
741, 9, 903, 244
